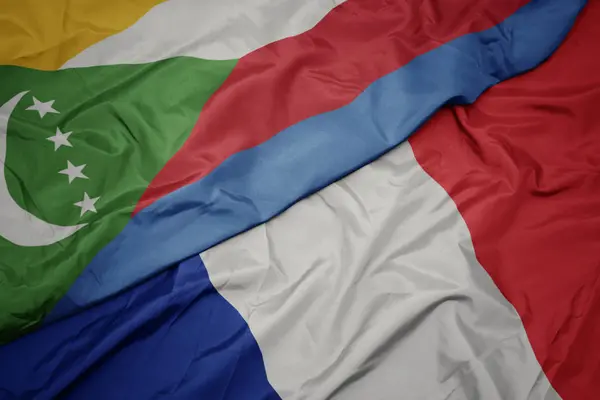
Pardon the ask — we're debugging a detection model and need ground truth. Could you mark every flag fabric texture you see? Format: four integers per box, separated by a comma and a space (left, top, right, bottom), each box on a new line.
0, 0, 598, 399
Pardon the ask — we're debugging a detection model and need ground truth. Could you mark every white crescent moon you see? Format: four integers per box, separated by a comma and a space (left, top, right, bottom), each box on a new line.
0, 91, 86, 247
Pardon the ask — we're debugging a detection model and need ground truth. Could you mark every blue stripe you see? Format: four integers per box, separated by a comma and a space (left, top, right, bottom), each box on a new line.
0, 256, 280, 400
50, 0, 586, 320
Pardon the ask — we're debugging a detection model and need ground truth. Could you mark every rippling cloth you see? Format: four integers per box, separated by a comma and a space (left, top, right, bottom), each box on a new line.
0, 0, 597, 399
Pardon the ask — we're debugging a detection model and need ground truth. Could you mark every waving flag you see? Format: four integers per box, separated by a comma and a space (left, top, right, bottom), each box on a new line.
0, 0, 597, 399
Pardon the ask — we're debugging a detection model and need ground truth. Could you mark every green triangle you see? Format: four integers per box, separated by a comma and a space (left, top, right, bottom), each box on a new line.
0, 56, 236, 342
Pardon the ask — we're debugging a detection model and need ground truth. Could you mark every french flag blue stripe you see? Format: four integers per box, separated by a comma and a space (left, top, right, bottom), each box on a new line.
0, 256, 280, 400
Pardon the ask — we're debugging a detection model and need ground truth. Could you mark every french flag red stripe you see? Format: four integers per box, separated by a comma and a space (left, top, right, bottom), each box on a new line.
410, 2, 600, 398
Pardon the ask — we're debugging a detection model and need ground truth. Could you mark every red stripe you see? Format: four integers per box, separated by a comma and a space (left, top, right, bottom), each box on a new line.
410, 3, 600, 399
134, 0, 528, 214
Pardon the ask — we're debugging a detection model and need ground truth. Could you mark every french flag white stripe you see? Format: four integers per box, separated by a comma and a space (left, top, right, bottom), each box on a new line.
201, 142, 559, 400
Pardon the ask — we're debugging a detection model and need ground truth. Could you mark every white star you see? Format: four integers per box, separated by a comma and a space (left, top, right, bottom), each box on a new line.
58, 161, 88, 184
47, 128, 73, 151
74, 192, 100, 217
26, 97, 59, 119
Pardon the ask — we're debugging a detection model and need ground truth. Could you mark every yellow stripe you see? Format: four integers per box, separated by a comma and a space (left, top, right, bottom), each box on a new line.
0, 0, 165, 70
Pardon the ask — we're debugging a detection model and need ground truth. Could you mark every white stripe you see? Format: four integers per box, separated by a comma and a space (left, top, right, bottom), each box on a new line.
201, 142, 559, 399
61, 0, 344, 69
